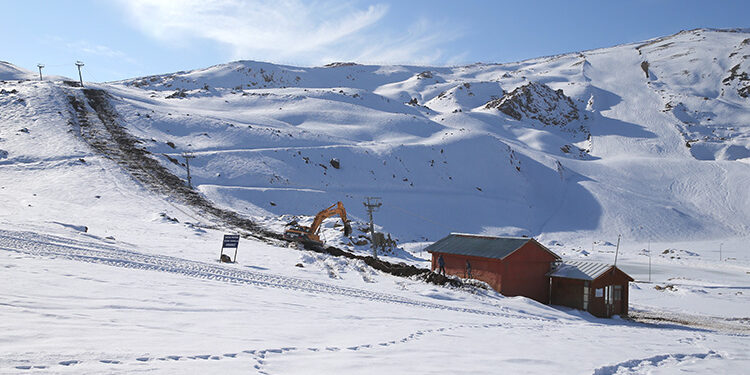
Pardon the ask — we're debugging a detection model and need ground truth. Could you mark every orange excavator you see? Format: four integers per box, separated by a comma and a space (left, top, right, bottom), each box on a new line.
284, 201, 352, 246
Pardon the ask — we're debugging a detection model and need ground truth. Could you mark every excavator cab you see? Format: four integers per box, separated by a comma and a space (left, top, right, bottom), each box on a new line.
284, 201, 352, 245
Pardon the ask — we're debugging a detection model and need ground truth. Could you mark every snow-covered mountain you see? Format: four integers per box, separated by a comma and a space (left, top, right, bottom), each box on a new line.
96, 28, 749, 247
2, 28, 750, 373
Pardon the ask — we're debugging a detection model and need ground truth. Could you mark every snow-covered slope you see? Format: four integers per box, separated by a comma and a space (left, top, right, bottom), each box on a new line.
2, 28, 750, 374
99, 28, 750, 248
0, 61, 37, 80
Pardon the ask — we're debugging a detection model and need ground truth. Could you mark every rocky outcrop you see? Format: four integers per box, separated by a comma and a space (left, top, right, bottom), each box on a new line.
485, 82, 579, 126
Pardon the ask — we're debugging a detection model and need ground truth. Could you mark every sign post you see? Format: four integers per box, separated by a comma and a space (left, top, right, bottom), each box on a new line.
220, 234, 240, 262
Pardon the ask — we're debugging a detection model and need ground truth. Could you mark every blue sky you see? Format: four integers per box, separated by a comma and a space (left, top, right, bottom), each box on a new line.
1, 0, 746, 82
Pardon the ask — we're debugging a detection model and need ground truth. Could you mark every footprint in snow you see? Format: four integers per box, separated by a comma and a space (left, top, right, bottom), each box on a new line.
59, 360, 80, 366
135, 357, 149, 362
15, 365, 47, 370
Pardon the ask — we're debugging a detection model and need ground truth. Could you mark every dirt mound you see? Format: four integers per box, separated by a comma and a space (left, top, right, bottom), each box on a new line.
302, 244, 462, 287
67, 88, 280, 242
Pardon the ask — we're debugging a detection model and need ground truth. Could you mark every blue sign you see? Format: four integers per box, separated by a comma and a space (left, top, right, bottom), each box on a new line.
222, 234, 240, 248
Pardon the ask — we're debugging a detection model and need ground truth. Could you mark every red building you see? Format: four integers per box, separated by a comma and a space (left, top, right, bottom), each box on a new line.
425, 233, 561, 303
548, 261, 634, 318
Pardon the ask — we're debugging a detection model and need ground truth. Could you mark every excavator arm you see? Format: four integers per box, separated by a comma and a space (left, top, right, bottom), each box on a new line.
308, 201, 351, 236
284, 201, 352, 245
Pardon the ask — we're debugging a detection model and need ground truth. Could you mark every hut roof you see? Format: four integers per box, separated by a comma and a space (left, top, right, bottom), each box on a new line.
425, 233, 560, 260
548, 261, 633, 281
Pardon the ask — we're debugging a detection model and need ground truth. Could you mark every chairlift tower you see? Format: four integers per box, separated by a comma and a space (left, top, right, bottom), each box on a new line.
363, 197, 382, 259
37, 64, 44, 81
75, 61, 85, 87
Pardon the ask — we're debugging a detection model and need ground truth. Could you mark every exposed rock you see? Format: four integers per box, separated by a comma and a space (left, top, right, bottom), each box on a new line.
723, 63, 750, 98
485, 82, 579, 126
324, 62, 358, 68
166, 89, 187, 99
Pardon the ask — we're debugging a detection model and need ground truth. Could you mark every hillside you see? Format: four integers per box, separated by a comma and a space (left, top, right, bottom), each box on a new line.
96, 28, 750, 249
1, 28, 750, 373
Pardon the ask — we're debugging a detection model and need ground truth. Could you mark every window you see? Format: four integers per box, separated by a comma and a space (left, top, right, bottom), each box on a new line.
614, 285, 622, 301
595, 288, 603, 298
583, 281, 590, 310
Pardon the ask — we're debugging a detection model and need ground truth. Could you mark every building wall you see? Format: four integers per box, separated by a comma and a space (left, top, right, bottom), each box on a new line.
431, 252, 500, 289
588, 269, 632, 317
551, 267, 632, 318
498, 241, 558, 303
430, 240, 558, 304
550, 277, 585, 309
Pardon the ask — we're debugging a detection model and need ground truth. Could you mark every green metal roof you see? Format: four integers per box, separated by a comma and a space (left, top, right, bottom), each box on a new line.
424, 233, 558, 260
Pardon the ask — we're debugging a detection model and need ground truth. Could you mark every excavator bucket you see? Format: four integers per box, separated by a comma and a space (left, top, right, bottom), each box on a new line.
344, 221, 352, 237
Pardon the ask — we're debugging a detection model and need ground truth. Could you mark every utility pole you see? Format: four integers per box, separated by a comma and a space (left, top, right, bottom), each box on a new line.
363, 197, 382, 259
719, 243, 723, 262
75, 61, 85, 87
648, 240, 651, 282
37, 64, 44, 81
182, 152, 196, 188
613, 234, 621, 268
640, 225, 651, 282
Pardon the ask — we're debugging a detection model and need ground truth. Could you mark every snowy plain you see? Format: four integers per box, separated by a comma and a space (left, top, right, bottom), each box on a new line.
1, 28, 750, 373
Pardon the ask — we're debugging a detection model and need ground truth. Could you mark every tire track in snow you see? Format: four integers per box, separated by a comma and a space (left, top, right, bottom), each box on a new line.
0, 229, 549, 321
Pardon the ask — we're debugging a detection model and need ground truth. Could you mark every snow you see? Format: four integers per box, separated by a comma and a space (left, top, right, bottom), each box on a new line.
1, 28, 750, 373
0, 61, 36, 81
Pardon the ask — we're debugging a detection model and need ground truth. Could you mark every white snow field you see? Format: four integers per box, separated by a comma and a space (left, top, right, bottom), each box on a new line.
1, 28, 749, 373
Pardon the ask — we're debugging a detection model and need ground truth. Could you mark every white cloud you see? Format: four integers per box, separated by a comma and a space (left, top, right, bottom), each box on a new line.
39, 36, 139, 66
66, 41, 127, 58
116, 0, 462, 66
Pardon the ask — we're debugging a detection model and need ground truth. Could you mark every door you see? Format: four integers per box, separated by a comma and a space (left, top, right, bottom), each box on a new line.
604, 285, 613, 317
612, 285, 623, 315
